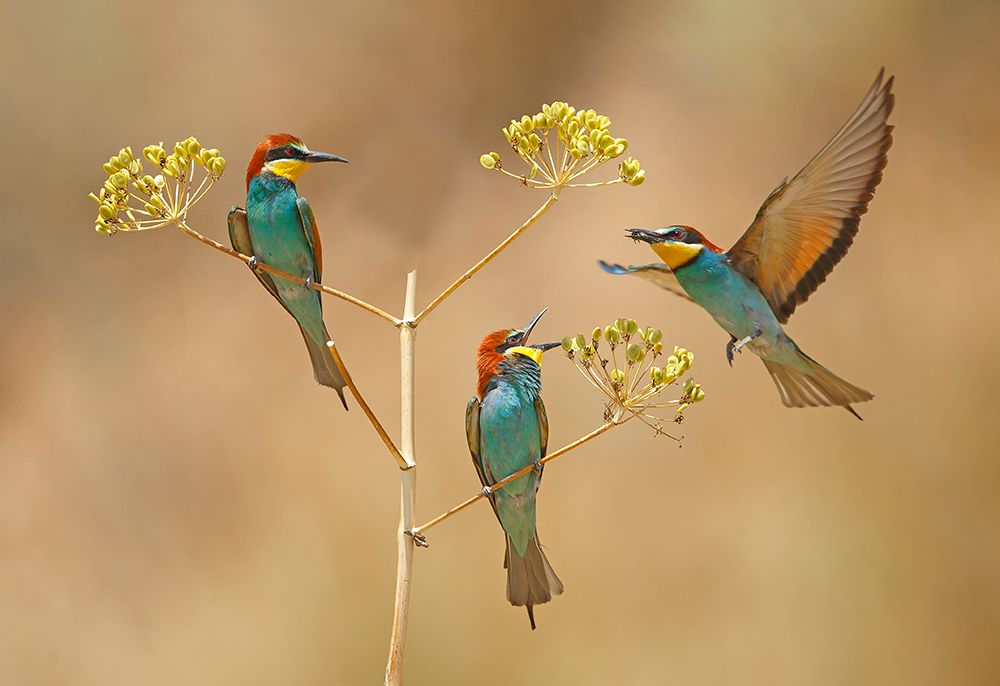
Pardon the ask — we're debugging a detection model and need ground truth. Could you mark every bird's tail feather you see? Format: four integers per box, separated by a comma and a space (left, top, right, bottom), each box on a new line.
505, 533, 563, 630
763, 349, 872, 420
300, 322, 349, 410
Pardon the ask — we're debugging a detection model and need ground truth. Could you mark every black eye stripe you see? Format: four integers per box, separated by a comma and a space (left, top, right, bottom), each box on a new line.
264, 146, 307, 162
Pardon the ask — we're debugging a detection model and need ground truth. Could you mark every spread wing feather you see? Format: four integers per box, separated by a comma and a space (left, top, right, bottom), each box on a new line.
598, 260, 692, 302
727, 69, 895, 323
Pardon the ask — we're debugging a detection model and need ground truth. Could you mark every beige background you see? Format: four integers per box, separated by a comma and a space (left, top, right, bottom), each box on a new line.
2, 1, 998, 684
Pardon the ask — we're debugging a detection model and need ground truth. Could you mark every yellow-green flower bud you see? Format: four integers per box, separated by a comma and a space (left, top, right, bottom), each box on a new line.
651, 366, 664, 384
573, 334, 587, 350
88, 192, 102, 204
604, 326, 620, 344
626, 343, 643, 363
663, 365, 678, 384
653, 342, 663, 354
691, 387, 706, 403
561, 336, 574, 352
480, 152, 500, 169
185, 138, 201, 156
625, 319, 638, 335
210, 157, 226, 176
103, 162, 118, 175
610, 368, 626, 384
628, 170, 646, 186
153, 175, 166, 189
647, 328, 663, 344
592, 327, 602, 342
98, 204, 115, 220
676, 403, 689, 414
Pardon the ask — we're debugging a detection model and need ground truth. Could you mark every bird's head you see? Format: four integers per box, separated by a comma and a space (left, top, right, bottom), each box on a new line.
245, 133, 348, 190
625, 225, 721, 269
475, 308, 560, 398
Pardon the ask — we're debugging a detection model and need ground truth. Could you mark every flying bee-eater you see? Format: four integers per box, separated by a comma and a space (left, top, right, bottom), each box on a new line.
228, 133, 350, 408
467, 309, 564, 629
601, 70, 895, 419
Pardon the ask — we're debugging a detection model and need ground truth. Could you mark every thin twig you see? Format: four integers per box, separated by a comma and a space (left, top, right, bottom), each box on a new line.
410, 192, 560, 325
407, 421, 616, 543
173, 221, 402, 326
385, 271, 418, 686
325, 342, 409, 470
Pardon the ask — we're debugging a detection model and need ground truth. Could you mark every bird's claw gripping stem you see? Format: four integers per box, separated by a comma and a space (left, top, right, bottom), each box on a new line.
531, 459, 543, 474
303, 275, 314, 289
726, 336, 738, 366
481, 486, 493, 498
730, 328, 763, 360
246, 255, 259, 272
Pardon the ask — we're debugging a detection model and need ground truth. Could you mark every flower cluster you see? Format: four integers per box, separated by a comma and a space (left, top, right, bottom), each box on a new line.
89, 137, 226, 235
561, 318, 705, 434
480, 101, 645, 189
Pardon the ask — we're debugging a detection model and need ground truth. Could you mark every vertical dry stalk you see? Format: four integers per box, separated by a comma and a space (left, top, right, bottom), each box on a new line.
385, 271, 418, 686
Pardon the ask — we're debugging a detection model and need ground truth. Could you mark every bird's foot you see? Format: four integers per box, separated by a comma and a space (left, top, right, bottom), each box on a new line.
246, 256, 259, 272
481, 486, 493, 498
726, 336, 738, 366
531, 459, 543, 474
731, 328, 763, 356
303, 275, 314, 289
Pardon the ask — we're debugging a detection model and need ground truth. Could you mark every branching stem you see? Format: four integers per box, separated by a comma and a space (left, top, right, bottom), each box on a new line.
411, 192, 560, 325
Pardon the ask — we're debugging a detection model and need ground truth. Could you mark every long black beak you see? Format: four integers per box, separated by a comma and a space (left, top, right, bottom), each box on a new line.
626, 228, 665, 244
531, 341, 561, 351
520, 308, 548, 345
305, 151, 350, 164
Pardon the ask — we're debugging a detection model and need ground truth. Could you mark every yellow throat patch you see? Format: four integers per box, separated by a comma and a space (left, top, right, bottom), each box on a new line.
506, 346, 544, 365
651, 241, 703, 270
267, 159, 308, 182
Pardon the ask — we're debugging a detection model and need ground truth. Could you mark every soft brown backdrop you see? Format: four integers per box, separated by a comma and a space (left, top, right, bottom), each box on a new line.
2, 1, 998, 684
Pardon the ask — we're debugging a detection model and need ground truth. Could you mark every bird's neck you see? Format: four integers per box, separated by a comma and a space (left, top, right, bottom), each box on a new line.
652, 242, 704, 270
247, 171, 298, 208
477, 355, 542, 400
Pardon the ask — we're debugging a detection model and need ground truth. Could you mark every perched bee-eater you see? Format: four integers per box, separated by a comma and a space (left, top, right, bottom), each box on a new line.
228, 134, 350, 408
467, 309, 563, 629
601, 70, 894, 419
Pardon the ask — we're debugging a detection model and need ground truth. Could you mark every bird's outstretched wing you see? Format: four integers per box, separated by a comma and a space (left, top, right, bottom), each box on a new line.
466, 397, 501, 521
296, 196, 323, 282
228, 206, 289, 311
598, 260, 692, 302
727, 69, 895, 323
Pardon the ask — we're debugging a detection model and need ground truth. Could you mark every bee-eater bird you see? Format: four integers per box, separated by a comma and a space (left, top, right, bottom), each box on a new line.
228, 134, 350, 408
601, 70, 894, 419
467, 309, 563, 629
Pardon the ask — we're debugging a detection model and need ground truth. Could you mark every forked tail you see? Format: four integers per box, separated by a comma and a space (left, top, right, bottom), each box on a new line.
763, 348, 873, 420
505, 533, 564, 630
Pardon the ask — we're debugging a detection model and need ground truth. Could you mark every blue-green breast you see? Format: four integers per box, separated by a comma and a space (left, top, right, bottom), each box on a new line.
246, 172, 325, 345
478, 359, 544, 556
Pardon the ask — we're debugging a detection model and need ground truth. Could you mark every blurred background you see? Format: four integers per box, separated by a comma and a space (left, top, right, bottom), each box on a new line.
2, 1, 999, 684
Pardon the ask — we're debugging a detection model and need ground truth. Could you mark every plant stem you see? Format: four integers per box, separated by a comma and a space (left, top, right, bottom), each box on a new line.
410, 192, 560, 325
326, 342, 409, 469
385, 271, 418, 686
407, 421, 615, 544
174, 221, 401, 326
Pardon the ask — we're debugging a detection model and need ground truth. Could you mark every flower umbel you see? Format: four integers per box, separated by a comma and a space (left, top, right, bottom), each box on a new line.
88, 137, 226, 235
481, 101, 645, 189
560, 319, 705, 436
